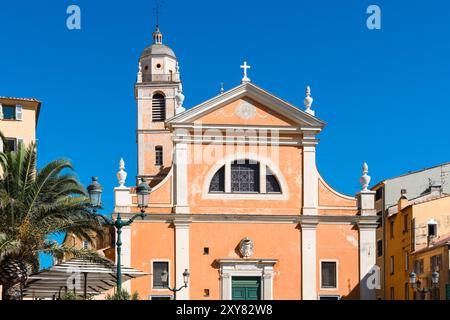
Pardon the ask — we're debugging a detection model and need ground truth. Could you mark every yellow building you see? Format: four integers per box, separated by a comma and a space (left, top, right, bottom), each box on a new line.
385, 186, 450, 300
61, 226, 116, 263
0, 96, 41, 151
411, 235, 450, 300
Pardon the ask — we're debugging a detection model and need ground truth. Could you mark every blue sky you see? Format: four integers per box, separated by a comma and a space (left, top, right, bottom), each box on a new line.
1, 1, 449, 268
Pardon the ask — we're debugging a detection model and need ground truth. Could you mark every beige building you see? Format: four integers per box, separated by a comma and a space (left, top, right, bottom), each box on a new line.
0, 96, 41, 151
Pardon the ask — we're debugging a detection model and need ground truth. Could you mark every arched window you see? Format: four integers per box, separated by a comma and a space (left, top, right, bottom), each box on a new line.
209, 166, 225, 192
152, 93, 166, 122
208, 160, 282, 194
266, 167, 281, 193
231, 160, 259, 193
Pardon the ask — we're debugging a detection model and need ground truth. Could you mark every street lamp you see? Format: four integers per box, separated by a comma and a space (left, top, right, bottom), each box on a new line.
87, 177, 148, 292
87, 177, 102, 210
409, 271, 440, 300
161, 269, 190, 300
136, 178, 151, 213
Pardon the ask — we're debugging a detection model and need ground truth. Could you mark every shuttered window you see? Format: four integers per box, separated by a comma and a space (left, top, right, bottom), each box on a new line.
321, 261, 337, 288
152, 94, 166, 122
153, 261, 169, 289
155, 146, 163, 166
16, 104, 23, 120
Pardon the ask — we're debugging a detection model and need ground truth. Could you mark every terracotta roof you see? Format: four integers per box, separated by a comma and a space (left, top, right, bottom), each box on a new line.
387, 193, 450, 216
413, 233, 450, 254
0, 96, 42, 103
0, 96, 42, 123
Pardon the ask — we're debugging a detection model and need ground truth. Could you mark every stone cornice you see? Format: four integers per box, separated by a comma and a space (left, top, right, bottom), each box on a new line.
115, 213, 380, 227
215, 258, 278, 266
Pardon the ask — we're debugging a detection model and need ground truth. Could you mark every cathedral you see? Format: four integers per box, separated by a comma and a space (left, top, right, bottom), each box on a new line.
112, 24, 379, 300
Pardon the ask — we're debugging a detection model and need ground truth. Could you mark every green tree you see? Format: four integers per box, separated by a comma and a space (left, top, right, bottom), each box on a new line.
106, 289, 140, 300
0, 139, 106, 300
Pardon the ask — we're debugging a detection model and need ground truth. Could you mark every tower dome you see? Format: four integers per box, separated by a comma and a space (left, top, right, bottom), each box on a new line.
138, 25, 180, 83
140, 26, 176, 59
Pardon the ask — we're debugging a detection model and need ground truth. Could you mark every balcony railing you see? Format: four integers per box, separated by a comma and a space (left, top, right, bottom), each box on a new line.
141, 73, 180, 83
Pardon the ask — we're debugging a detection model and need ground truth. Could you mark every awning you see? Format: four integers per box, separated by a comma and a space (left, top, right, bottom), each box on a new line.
23, 258, 149, 299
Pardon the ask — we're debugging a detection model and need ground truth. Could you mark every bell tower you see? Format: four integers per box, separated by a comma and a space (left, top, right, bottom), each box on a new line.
135, 24, 185, 184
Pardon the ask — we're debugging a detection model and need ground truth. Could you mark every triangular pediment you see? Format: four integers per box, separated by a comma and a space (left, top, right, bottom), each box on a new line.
167, 82, 325, 129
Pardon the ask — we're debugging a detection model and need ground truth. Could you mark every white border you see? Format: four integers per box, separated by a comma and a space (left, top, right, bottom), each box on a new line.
202, 152, 288, 201
150, 259, 172, 292
319, 259, 339, 291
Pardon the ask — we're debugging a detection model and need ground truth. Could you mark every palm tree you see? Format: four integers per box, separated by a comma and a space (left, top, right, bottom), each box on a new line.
0, 139, 106, 300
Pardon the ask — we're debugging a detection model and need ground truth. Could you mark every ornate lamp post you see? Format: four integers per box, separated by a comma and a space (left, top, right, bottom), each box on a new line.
161, 269, 190, 300
87, 177, 150, 292
409, 271, 440, 300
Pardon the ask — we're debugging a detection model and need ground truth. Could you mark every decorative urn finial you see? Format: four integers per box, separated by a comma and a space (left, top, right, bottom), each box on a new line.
137, 62, 143, 83
175, 83, 186, 115
304, 86, 315, 116
360, 162, 371, 191
117, 158, 128, 187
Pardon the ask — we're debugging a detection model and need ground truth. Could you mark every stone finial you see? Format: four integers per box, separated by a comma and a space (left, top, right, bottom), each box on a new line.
117, 158, 128, 187
360, 162, 371, 191
175, 83, 186, 115
304, 86, 315, 116
137, 62, 143, 83
220, 82, 224, 94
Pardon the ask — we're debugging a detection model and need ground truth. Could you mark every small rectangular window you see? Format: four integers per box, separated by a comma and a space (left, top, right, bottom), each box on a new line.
377, 240, 383, 257
428, 223, 437, 237
5, 138, 16, 152
414, 259, 424, 274
155, 146, 163, 166
153, 261, 169, 289
390, 287, 395, 300
390, 220, 395, 239
2, 105, 16, 120
203, 247, 209, 255
404, 251, 409, 271
431, 255, 442, 272
405, 283, 409, 300
390, 256, 395, 275
321, 261, 337, 289
403, 214, 408, 233
203, 289, 210, 297
375, 187, 383, 201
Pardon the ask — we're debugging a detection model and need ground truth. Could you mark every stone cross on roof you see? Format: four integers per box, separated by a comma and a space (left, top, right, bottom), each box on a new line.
240, 61, 251, 83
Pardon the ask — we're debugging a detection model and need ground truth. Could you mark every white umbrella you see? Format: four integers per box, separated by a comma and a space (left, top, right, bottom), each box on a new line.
23, 258, 149, 299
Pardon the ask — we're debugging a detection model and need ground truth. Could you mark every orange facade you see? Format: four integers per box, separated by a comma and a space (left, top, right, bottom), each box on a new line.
113, 28, 379, 300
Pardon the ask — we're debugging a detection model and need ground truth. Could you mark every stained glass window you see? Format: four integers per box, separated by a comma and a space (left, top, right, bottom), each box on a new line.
209, 166, 225, 192
231, 160, 259, 193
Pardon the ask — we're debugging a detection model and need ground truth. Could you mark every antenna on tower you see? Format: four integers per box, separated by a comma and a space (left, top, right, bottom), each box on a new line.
153, 0, 162, 27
